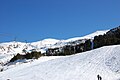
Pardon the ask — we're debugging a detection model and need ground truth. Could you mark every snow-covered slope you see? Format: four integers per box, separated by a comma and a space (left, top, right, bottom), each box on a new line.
65, 30, 108, 42
0, 45, 120, 80
31, 38, 60, 48
0, 30, 108, 65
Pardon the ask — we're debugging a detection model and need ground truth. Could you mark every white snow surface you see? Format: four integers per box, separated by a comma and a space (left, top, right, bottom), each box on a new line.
0, 30, 108, 65
31, 38, 60, 48
0, 45, 120, 80
66, 30, 109, 42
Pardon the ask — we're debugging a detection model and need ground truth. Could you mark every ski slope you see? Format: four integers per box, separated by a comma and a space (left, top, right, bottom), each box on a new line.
0, 45, 120, 80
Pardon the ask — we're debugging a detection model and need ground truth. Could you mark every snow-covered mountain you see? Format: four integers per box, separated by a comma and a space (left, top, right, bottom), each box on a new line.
0, 45, 120, 80
65, 30, 109, 42
0, 30, 108, 65
0, 29, 120, 80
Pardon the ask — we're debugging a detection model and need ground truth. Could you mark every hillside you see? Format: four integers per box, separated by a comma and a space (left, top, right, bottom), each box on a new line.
0, 30, 108, 65
0, 27, 120, 80
0, 45, 120, 80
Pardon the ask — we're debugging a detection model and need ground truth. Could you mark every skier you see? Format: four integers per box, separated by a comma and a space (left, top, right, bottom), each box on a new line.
97, 74, 99, 80
99, 76, 102, 80
97, 74, 102, 80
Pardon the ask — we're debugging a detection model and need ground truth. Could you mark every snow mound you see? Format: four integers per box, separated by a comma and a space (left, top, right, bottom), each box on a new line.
31, 38, 60, 48
31, 38, 59, 45
0, 45, 120, 80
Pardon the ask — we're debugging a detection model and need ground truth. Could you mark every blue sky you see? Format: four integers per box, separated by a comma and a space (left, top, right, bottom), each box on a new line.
0, 0, 120, 42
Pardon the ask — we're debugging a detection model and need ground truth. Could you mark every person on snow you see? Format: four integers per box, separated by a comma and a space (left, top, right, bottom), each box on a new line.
97, 74, 102, 80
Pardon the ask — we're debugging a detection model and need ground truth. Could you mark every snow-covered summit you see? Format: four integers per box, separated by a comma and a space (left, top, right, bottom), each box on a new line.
65, 30, 108, 42
0, 30, 108, 65
31, 38, 60, 48
31, 38, 59, 45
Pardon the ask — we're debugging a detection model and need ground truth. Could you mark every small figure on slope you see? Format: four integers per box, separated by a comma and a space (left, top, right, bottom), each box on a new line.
97, 74, 102, 80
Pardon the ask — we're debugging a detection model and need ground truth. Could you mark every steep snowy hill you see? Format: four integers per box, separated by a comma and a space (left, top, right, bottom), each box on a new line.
0, 45, 120, 80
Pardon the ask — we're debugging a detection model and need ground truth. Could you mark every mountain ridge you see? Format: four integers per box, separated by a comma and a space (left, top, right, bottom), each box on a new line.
0, 30, 108, 64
